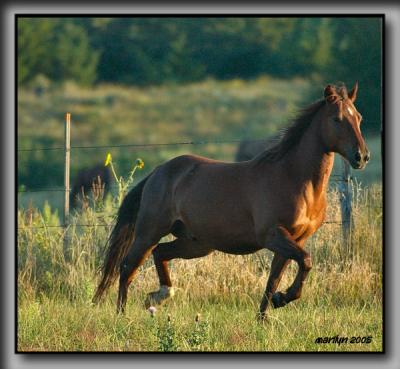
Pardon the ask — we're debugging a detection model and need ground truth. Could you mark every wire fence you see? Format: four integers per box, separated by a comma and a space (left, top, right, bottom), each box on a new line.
17, 132, 382, 232
15, 175, 360, 194
17, 138, 261, 153
18, 220, 348, 230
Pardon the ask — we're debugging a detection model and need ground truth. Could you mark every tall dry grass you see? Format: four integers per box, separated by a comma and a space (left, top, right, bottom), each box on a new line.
17, 182, 382, 352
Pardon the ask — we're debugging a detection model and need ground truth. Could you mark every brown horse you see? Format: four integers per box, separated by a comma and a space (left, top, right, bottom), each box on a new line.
93, 83, 369, 320
70, 164, 112, 209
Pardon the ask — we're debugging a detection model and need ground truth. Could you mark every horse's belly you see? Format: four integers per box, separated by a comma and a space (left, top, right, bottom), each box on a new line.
215, 243, 263, 255
177, 213, 260, 253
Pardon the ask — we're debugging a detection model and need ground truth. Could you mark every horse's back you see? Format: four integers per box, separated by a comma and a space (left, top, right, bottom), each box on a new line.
159, 154, 248, 193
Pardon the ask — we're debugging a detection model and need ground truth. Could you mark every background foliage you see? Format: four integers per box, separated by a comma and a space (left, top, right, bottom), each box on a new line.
18, 17, 382, 133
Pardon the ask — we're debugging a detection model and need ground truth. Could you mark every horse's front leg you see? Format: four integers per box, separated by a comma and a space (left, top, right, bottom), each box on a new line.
259, 226, 312, 319
258, 253, 290, 320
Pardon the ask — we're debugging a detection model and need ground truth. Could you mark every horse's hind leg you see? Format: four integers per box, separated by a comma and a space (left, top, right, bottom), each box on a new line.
145, 238, 212, 308
117, 236, 158, 314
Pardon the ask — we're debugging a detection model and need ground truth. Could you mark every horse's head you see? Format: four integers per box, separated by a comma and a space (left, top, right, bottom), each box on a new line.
320, 82, 370, 169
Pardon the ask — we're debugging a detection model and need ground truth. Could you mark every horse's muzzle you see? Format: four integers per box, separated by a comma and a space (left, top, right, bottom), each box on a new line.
350, 148, 370, 170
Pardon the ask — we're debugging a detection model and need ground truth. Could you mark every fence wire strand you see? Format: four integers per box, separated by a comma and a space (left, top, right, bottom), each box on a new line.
16, 177, 351, 194
17, 138, 260, 153
17, 120, 382, 153
18, 220, 347, 230
17, 135, 381, 232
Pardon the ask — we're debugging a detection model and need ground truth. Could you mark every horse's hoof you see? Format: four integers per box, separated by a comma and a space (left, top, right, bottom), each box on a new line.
271, 292, 287, 308
256, 312, 267, 323
116, 306, 125, 315
144, 296, 152, 309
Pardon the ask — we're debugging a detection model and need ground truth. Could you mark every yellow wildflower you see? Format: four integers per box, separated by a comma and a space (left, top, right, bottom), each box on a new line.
104, 153, 112, 166
136, 158, 144, 169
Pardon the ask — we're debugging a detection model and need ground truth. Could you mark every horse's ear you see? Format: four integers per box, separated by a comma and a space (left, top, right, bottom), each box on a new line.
324, 85, 338, 104
324, 85, 336, 97
348, 81, 358, 102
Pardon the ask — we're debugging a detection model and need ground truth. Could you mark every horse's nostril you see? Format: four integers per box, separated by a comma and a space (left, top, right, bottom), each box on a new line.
355, 152, 362, 162
364, 153, 370, 162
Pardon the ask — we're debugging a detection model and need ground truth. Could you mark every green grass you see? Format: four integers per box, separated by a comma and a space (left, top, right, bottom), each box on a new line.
18, 295, 382, 352
17, 184, 383, 352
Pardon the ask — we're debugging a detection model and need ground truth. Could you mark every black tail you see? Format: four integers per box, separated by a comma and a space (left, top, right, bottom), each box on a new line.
92, 176, 150, 303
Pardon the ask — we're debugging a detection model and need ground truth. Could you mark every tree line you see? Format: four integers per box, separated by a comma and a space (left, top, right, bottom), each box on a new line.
18, 17, 382, 133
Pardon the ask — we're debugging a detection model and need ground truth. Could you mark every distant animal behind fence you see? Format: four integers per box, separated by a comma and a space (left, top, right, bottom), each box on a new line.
235, 135, 278, 162
70, 164, 112, 209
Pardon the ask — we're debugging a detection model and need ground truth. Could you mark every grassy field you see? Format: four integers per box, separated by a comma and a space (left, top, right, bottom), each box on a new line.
17, 77, 383, 352
17, 184, 382, 352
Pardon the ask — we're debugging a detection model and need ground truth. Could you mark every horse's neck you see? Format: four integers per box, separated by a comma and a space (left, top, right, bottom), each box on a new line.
284, 117, 334, 195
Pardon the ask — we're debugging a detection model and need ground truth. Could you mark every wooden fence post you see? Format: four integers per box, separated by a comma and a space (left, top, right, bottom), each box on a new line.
338, 157, 353, 244
63, 112, 71, 259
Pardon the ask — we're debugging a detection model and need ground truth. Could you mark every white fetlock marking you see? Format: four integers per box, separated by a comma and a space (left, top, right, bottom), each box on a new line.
147, 286, 175, 306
